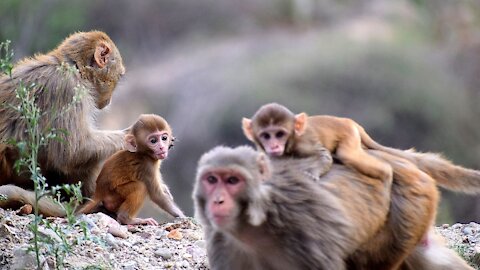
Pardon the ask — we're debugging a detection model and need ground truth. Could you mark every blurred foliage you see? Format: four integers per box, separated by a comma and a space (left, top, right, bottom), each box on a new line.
1, 0, 480, 223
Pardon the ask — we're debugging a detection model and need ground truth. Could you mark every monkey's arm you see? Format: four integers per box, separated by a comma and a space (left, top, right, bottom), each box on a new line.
147, 180, 185, 218
271, 145, 333, 179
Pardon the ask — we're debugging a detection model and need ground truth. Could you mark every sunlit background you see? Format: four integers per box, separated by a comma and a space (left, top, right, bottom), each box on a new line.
1, 0, 480, 223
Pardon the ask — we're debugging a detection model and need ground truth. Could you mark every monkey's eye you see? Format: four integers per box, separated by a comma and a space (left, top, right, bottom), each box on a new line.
260, 133, 271, 140
161, 134, 168, 141
226, 176, 239, 185
206, 175, 217, 184
149, 137, 158, 144
275, 131, 285, 138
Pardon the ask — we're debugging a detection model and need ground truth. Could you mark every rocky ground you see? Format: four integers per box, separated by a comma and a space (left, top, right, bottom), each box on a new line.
0, 207, 479, 270
0, 208, 208, 270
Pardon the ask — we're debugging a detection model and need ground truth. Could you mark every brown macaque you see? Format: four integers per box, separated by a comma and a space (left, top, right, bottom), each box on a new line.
193, 146, 472, 270
242, 103, 392, 182
77, 114, 184, 225
0, 31, 127, 215
244, 103, 480, 194
194, 145, 391, 270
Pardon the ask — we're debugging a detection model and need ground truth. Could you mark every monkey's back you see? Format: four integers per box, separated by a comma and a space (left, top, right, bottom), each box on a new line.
95, 150, 153, 191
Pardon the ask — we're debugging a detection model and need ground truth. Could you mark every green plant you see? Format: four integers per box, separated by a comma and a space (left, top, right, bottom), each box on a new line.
0, 40, 90, 269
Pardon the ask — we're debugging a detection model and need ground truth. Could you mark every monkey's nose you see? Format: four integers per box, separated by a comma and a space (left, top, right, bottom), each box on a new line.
214, 196, 224, 204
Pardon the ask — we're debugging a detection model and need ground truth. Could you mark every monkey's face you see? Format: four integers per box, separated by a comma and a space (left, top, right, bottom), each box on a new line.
144, 130, 171, 160
256, 126, 290, 157
200, 169, 246, 230
91, 43, 125, 109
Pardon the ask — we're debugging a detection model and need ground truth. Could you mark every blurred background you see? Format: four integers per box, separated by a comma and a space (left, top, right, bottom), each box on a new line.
1, 0, 480, 224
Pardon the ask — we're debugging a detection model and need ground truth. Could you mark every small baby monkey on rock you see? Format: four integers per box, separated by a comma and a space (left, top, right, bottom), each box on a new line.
78, 114, 184, 225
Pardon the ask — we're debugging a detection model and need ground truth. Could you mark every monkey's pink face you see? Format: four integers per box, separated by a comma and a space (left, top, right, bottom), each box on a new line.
146, 131, 171, 160
257, 127, 289, 157
201, 169, 246, 229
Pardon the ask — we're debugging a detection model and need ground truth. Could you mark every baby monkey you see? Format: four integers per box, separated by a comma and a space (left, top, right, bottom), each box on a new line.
78, 114, 184, 225
242, 103, 392, 181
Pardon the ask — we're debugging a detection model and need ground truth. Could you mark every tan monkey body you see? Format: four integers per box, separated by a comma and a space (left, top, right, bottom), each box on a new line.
244, 103, 480, 193
78, 114, 184, 225
0, 31, 127, 215
242, 103, 392, 182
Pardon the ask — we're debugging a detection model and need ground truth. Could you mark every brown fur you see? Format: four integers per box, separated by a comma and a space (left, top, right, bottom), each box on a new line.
242, 103, 392, 182
0, 31, 126, 215
245, 103, 480, 194
194, 146, 471, 270
77, 114, 184, 225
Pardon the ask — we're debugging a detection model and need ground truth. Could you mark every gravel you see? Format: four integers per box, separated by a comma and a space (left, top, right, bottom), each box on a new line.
0, 207, 479, 269
0, 208, 208, 270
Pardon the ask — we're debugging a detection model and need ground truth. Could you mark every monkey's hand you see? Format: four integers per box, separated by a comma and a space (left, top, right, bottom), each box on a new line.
315, 146, 333, 177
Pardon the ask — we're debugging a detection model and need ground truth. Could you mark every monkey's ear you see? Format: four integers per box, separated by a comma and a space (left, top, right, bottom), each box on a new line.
125, 134, 137, 152
168, 137, 176, 150
242, 118, 255, 142
256, 153, 271, 181
94, 41, 112, 68
294, 113, 308, 136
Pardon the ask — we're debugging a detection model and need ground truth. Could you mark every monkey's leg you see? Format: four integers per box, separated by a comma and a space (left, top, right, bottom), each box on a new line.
359, 151, 438, 269
116, 182, 158, 225
336, 133, 392, 181
77, 197, 101, 215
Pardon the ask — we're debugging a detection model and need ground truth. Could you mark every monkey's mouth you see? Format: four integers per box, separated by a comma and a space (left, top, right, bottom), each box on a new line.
267, 149, 283, 157
212, 214, 230, 227
155, 152, 168, 160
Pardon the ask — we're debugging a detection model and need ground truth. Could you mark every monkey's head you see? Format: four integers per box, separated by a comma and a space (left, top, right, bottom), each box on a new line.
242, 103, 308, 157
56, 31, 126, 109
194, 146, 272, 231
125, 114, 174, 160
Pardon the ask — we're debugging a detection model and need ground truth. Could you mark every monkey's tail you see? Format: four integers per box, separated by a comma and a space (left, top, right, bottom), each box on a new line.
358, 125, 480, 194
386, 149, 480, 194
0, 185, 66, 217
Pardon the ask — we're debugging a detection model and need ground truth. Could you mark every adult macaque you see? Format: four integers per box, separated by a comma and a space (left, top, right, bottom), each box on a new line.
0, 31, 126, 212
193, 146, 472, 270
78, 114, 184, 225
243, 102, 480, 193
242, 103, 392, 181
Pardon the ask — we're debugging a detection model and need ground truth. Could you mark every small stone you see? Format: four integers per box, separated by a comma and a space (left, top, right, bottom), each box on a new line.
194, 240, 206, 249
185, 230, 202, 241
12, 247, 48, 270
138, 232, 153, 239
163, 262, 174, 268
38, 227, 62, 243
105, 233, 119, 249
108, 225, 129, 239
155, 248, 173, 259
77, 214, 99, 231
463, 226, 475, 235
452, 223, 463, 230
441, 224, 450, 229
0, 223, 15, 238
167, 229, 183, 240
123, 260, 137, 270
176, 260, 190, 268
128, 225, 142, 233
